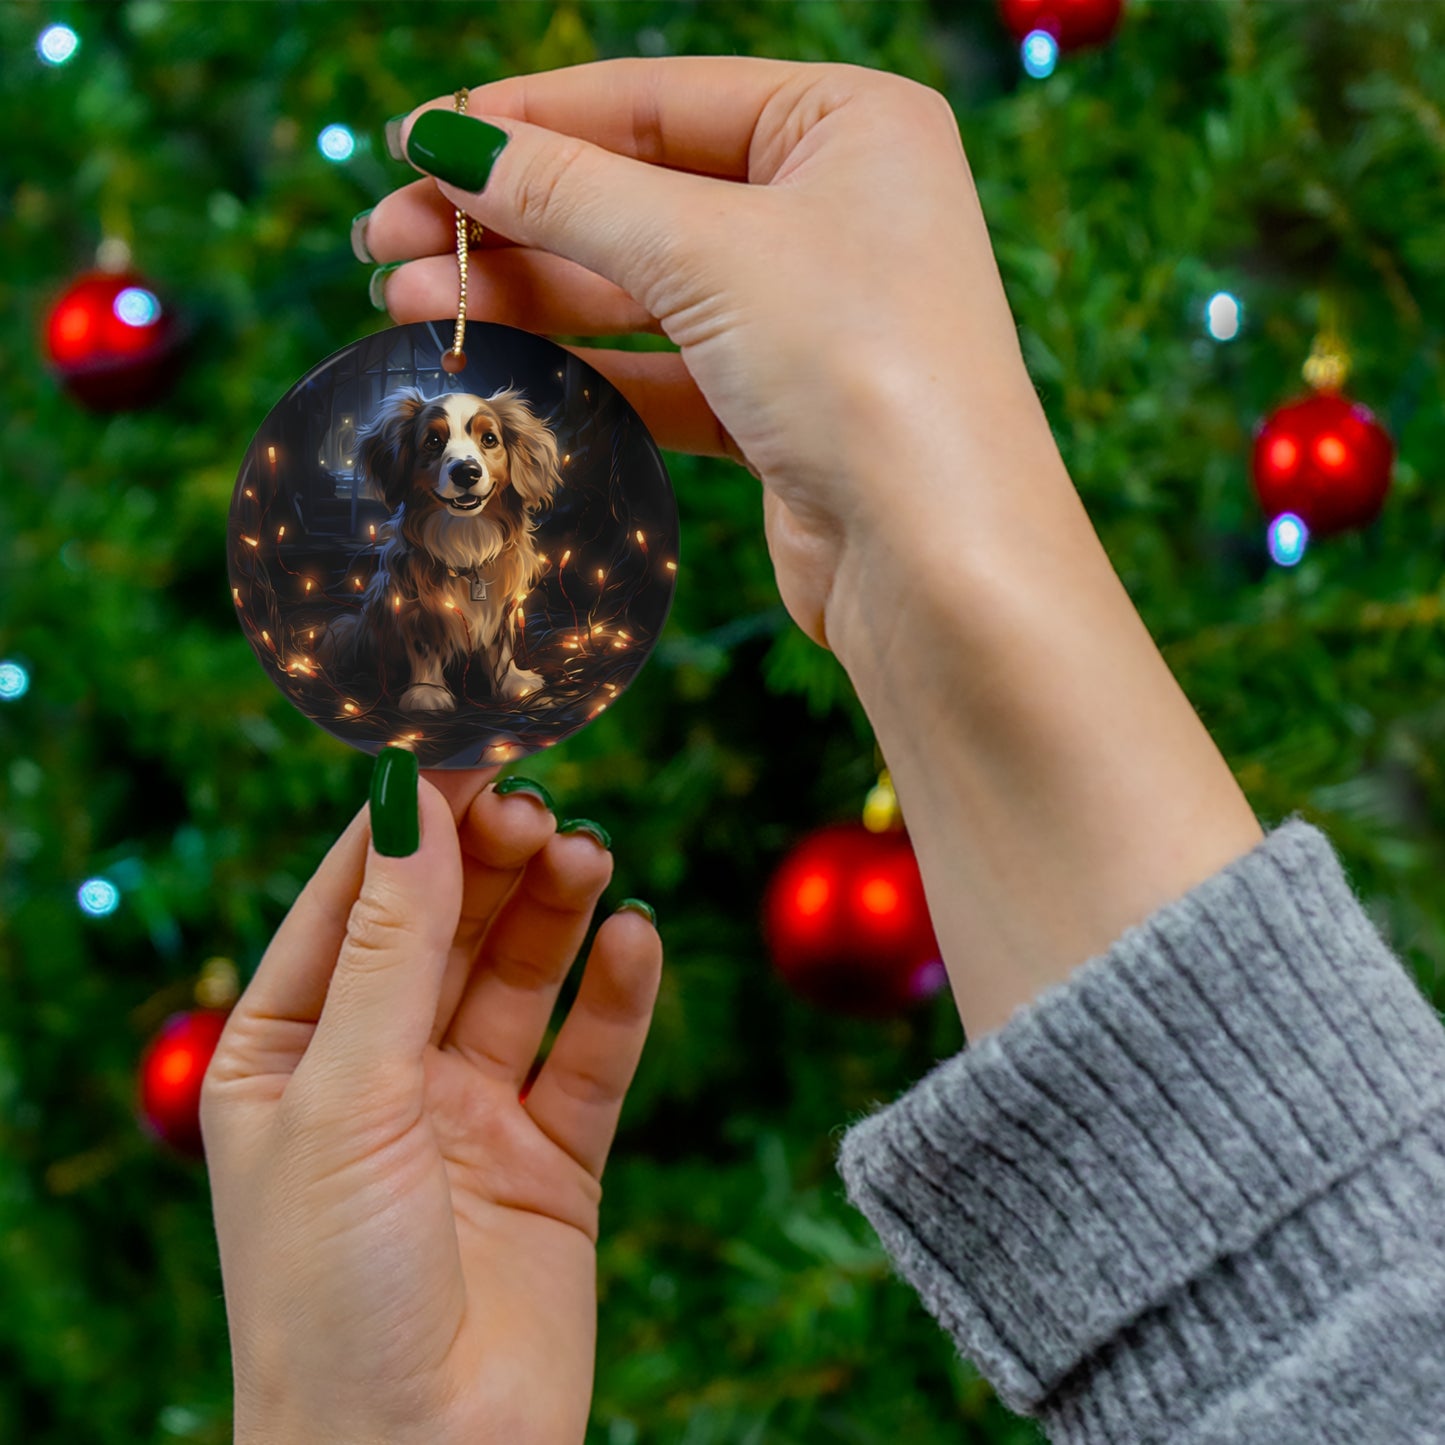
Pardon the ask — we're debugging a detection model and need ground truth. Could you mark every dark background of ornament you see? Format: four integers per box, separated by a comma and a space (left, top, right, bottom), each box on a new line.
230, 320, 677, 766
4, 4, 1445, 1445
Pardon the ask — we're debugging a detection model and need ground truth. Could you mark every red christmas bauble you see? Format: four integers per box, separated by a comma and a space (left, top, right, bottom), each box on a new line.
44, 269, 183, 411
763, 822, 946, 1017
1251, 391, 1394, 538
998, 0, 1124, 49
137, 1009, 230, 1157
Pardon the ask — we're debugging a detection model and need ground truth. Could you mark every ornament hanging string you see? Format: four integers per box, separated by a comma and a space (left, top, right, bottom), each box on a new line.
442, 87, 485, 375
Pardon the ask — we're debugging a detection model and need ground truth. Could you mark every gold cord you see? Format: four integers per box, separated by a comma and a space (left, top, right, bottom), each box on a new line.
445, 87, 478, 371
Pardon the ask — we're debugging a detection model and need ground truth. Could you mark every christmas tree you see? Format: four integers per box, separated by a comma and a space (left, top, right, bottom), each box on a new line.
2, 3, 1443, 1441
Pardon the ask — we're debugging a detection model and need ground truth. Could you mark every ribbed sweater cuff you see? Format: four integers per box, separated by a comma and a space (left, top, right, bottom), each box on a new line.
835, 816, 1445, 1433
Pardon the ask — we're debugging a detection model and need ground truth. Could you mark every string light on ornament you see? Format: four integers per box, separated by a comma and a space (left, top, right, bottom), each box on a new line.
1251, 312, 1394, 550
0, 660, 30, 701
998, 0, 1125, 66
136, 956, 240, 1158
763, 767, 946, 1018
77, 877, 121, 918
318, 124, 357, 162
37, 23, 79, 65
1205, 291, 1243, 342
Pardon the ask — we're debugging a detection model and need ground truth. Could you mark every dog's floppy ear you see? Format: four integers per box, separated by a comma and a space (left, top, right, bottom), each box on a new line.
488, 389, 562, 513
356, 386, 426, 509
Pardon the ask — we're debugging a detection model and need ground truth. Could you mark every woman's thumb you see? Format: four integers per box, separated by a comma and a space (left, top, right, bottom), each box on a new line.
303, 750, 463, 1089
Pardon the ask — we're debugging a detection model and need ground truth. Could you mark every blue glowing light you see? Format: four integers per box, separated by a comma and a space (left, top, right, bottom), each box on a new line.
318, 124, 356, 162
38, 24, 79, 66
1205, 291, 1243, 341
78, 877, 121, 917
1022, 30, 1059, 79
114, 287, 161, 328
0, 661, 29, 701
1267, 512, 1309, 567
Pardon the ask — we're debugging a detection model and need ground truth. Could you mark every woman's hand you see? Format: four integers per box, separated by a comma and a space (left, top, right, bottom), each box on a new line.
201, 761, 661, 1445
361, 59, 1263, 1041
361, 56, 1063, 662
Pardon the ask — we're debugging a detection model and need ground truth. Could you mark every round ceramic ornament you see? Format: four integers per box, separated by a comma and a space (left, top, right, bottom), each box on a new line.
228, 317, 678, 768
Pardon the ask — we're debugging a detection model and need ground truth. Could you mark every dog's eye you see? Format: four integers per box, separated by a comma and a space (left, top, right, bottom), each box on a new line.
423, 434, 444, 451
481, 431, 499, 448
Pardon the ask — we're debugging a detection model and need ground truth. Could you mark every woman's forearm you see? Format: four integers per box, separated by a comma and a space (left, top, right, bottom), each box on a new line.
826, 398, 1263, 1042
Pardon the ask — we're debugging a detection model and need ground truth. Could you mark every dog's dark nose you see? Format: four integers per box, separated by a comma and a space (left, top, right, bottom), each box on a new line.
448, 459, 483, 487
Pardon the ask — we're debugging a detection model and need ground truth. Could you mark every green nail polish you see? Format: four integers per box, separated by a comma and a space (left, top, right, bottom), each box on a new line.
370, 746, 419, 857
405, 110, 510, 192
368, 261, 403, 311
494, 775, 556, 812
384, 113, 409, 162
350, 208, 375, 264
559, 818, 612, 851
617, 897, 656, 926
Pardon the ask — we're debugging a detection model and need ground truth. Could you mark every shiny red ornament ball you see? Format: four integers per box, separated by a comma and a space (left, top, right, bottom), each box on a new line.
763, 822, 946, 1017
44, 269, 183, 411
998, 0, 1124, 49
137, 1009, 230, 1158
1251, 392, 1394, 538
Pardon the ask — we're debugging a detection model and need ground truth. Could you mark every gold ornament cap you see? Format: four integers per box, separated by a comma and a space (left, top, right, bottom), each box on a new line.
194, 956, 240, 1011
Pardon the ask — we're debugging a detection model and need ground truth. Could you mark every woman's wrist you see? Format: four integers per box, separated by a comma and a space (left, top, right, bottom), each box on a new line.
826, 407, 1263, 1041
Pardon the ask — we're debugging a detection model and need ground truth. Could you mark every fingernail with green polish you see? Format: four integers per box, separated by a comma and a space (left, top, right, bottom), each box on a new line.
617, 897, 656, 926
370, 746, 420, 857
405, 110, 510, 192
559, 818, 612, 851
494, 775, 556, 812
350, 207, 375, 264
384, 113, 409, 162
369, 261, 404, 311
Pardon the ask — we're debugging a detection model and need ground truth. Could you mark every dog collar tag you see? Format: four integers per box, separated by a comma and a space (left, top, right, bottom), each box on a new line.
227, 319, 678, 769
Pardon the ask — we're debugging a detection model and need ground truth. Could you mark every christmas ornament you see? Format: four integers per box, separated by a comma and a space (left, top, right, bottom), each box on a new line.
763, 770, 946, 1017
230, 89, 677, 770
998, 0, 1124, 50
1251, 327, 1394, 539
136, 957, 240, 1158
44, 266, 184, 410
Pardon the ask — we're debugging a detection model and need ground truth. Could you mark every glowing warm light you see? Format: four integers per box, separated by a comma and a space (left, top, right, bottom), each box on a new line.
1267, 512, 1309, 567
1205, 291, 1242, 341
613, 640, 625, 649
794, 872, 831, 917
1316, 434, 1348, 468
304, 579, 313, 592
343, 701, 359, 714
1268, 437, 1299, 474
563, 453, 571, 464
266, 447, 275, 465
618, 630, 631, 640
242, 535, 259, 548
1021, 29, 1058, 79
0, 661, 31, 701
560, 549, 572, 567
245, 488, 255, 498
232, 588, 241, 605
393, 594, 401, 611
277, 525, 286, 539
318, 124, 356, 162
444, 599, 456, 610
860, 877, 901, 917
635, 530, 645, 545
38, 24, 79, 66
78, 878, 120, 917
665, 560, 677, 571
597, 568, 605, 581
353, 576, 363, 588
369, 524, 377, 540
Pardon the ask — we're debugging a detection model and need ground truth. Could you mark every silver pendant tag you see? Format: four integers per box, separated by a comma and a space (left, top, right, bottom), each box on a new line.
470, 576, 488, 601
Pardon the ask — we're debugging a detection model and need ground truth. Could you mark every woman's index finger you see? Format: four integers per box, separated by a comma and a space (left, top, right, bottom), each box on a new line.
412, 54, 809, 181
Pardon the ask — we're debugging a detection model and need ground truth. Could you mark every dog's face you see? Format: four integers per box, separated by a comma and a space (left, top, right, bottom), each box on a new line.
356, 385, 562, 522
413, 394, 510, 514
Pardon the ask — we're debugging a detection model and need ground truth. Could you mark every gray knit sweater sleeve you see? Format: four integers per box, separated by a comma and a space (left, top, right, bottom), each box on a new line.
835, 817, 1445, 1443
